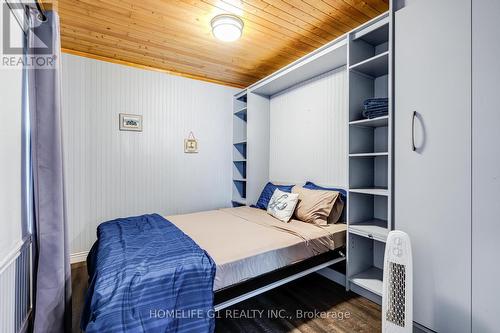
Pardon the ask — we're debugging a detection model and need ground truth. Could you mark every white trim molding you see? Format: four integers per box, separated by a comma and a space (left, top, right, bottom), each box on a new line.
70, 251, 89, 264
0, 236, 31, 275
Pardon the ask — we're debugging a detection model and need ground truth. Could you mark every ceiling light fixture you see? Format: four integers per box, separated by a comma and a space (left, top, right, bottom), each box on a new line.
211, 14, 244, 42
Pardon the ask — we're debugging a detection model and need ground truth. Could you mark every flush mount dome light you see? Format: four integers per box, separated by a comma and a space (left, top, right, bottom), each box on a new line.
211, 14, 244, 42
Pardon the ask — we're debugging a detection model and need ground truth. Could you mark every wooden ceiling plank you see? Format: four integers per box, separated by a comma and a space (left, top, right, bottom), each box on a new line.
60, 25, 267, 79
62, 47, 246, 88
221, 0, 337, 41
59, 1, 302, 67
77, 0, 322, 59
102, 1, 321, 61
362, 0, 389, 13
279, 0, 355, 32
340, 0, 384, 17
72, 0, 314, 50
198, 0, 333, 46
61, 38, 257, 85
240, 0, 343, 39
59, 16, 280, 75
304, 0, 371, 25
59, 20, 295, 83
57, 0, 388, 87
124, 0, 326, 49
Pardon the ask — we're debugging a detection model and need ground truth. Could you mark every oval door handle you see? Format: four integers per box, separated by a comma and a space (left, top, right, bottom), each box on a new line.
412, 111, 417, 151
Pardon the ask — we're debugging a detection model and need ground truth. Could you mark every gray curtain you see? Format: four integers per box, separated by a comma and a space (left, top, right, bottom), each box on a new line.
27, 10, 71, 333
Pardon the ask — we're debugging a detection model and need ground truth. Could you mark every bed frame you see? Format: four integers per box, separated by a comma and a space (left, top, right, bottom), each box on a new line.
213, 248, 346, 311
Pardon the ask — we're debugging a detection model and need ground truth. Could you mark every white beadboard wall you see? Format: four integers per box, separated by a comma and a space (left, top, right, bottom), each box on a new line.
0, 6, 31, 332
0, 0, 24, 263
269, 68, 348, 187
61, 54, 237, 257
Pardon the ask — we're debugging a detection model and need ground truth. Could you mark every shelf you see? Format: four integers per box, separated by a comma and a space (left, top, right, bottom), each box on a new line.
233, 140, 247, 145
349, 152, 388, 158
349, 116, 388, 128
250, 38, 347, 96
349, 219, 389, 242
352, 16, 389, 45
235, 91, 247, 103
350, 51, 389, 78
350, 267, 383, 296
234, 107, 247, 120
233, 178, 247, 182
232, 198, 247, 206
349, 188, 389, 196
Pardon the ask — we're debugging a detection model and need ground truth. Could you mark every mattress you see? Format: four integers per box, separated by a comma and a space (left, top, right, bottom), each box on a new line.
166, 206, 346, 291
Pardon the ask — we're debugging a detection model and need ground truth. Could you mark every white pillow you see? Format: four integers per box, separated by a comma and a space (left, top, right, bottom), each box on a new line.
267, 189, 299, 223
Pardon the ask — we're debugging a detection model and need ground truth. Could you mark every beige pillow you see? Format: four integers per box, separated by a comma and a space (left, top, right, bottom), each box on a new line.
292, 186, 343, 225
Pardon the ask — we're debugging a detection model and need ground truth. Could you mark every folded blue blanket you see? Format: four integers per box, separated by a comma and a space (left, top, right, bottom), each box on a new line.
81, 214, 216, 333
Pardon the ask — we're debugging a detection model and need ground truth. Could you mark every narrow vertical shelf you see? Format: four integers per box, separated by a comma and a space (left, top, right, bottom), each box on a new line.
349, 51, 389, 78
350, 266, 383, 296
347, 12, 391, 304
234, 107, 247, 121
233, 91, 248, 207
349, 116, 388, 128
349, 219, 389, 242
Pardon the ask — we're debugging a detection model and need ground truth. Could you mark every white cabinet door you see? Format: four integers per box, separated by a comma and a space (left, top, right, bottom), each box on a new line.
394, 1, 471, 332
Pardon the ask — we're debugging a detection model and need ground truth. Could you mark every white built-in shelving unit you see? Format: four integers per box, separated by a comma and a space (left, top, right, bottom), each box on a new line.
347, 12, 392, 304
231, 10, 393, 305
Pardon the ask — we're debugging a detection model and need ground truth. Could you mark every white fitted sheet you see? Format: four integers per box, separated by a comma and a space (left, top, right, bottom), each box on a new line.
166, 206, 346, 291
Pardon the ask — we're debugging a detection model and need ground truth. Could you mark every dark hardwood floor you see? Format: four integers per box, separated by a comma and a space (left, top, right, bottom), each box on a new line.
72, 264, 381, 333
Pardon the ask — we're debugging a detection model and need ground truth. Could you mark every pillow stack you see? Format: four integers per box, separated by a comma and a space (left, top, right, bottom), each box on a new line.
255, 182, 345, 224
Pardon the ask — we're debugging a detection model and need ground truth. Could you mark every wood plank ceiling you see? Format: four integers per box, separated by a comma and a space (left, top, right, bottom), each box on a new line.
54, 0, 389, 88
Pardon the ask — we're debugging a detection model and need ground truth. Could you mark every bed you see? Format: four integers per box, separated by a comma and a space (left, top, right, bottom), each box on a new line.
167, 206, 346, 292
82, 205, 346, 332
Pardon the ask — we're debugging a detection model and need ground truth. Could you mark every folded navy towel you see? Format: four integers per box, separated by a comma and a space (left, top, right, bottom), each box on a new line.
363, 108, 388, 119
363, 106, 388, 112
363, 98, 389, 106
362, 97, 388, 119
364, 102, 388, 108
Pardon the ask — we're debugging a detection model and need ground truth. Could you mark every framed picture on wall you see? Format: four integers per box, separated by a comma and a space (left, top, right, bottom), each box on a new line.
119, 113, 143, 132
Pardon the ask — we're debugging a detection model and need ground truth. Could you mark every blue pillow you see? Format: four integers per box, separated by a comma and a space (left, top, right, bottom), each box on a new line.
303, 181, 347, 203
255, 182, 294, 210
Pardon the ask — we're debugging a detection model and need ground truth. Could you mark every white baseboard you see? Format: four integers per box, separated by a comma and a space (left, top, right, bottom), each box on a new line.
70, 251, 89, 264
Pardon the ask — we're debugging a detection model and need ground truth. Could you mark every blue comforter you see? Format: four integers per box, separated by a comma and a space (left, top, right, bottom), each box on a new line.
81, 214, 216, 333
